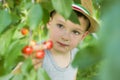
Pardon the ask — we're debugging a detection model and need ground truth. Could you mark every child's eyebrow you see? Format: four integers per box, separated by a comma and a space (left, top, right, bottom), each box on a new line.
73, 27, 84, 33
56, 19, 65, 24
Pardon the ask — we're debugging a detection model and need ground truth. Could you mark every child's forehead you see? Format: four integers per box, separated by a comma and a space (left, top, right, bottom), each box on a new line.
52, 13, 87, 32
52, 13, 77, 25
52, 13, 65, 21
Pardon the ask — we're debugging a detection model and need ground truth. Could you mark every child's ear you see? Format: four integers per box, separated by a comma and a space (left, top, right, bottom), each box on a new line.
81, 31, 89, 40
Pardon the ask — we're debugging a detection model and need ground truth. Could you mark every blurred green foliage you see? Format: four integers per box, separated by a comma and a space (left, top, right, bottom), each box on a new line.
99, 0, 120, 80
72, 34, 102, 80
2, 0, 120, 80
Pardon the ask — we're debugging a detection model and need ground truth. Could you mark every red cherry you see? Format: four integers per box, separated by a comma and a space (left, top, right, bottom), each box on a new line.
21, 28, 29, 35
43, 40, 53, 50
35, 50, 45, 59
22, 46, 33, 55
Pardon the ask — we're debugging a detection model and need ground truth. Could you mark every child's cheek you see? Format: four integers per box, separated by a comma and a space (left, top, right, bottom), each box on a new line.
71, 38, 81, 48
49, 29, 59, 40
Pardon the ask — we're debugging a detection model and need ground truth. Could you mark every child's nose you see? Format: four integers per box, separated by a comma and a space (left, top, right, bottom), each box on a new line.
61, 30, 70, 41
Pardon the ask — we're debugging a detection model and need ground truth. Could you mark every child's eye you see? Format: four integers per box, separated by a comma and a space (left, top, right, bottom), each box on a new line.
56, 24, 64, 29
72, 30, 80, 35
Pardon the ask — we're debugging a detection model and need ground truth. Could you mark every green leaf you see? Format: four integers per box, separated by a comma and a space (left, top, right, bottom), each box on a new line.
40, 1, 53, 13
10, 12, 20, 24
73, 0, 81, 4
37, 68, 51, 80
0, 58, 5, 76
72, 45, 101, 69
99, 1, 120, 80
20, 2, 33, 10
51, 0, 72, 19
69, 11, 80, 24
11, 74, 24, 80
0, 10, 12, 33
0, 28, 14, 56
0, 74, 13, 80
26, 69, 36, 80
21, 58, 33, 76
42, 8, 49, 24
27, 4, 43, 30
4, 40, 24, 73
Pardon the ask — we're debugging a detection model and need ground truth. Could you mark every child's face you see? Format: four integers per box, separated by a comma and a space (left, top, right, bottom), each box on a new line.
47, 13, 89, 53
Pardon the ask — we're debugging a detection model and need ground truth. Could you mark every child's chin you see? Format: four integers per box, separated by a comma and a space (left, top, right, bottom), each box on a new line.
55, 47, 70, 53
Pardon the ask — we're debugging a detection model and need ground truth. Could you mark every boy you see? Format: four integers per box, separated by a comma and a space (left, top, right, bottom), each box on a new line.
13, 3, 98, 80
40, 3, 98, 80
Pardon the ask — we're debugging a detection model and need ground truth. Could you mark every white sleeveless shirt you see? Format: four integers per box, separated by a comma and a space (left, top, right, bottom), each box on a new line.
42, 48, 78, 80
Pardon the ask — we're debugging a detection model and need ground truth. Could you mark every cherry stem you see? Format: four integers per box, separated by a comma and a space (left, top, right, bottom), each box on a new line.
28, 29, 33, 45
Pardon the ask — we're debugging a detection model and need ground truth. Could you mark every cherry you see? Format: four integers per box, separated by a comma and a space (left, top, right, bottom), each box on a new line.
21, 28, 29, 35
35, 50, 45, 59
43, 40, 53, 50
22, 46, 33, 55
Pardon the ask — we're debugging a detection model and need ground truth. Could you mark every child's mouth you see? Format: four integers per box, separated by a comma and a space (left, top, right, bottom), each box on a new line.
57, 41, 69, 47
